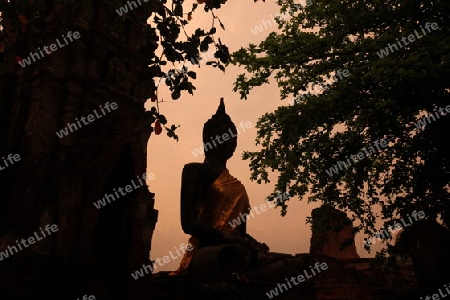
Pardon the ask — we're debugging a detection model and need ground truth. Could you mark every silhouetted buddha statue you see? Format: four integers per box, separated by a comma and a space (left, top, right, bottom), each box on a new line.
171, 98, 272, 276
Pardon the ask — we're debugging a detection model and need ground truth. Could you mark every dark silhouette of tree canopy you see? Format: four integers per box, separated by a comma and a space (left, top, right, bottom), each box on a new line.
232, 0, 450, 246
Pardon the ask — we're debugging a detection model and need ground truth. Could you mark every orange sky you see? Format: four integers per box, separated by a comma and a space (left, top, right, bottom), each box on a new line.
146, 0, 384, 272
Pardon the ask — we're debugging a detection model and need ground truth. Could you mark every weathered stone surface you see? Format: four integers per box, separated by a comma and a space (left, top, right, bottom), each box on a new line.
154, 273, 315, 300
157, 255, 416, 300
0, 1, 158, 299
397, 219, 450, 286
310, 205, 360, 259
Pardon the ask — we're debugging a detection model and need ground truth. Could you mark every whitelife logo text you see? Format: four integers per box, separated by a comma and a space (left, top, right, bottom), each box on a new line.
376, 22, 439, 58
131, 243, 193, 280
0, 224, 59, 261
93, 172, 155, 209
18, 31, 80, 68
266, 262, 328, 298
56, 102, 118, 139
190, 121, 253, 157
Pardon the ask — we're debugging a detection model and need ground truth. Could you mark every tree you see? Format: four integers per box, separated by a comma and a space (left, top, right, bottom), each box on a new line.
232, 0, 450, 247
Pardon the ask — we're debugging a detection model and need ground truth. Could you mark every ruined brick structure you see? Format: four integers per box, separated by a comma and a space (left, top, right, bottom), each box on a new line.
0, 1, 159, 299
310, 204, 360, 259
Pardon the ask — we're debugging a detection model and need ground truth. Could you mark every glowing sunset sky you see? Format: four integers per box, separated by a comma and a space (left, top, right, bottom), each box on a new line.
146, 0, 384, 272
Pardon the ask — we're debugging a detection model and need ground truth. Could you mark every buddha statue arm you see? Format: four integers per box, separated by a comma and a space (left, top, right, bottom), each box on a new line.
180, 163, 264, 254
180, 163, 224, 245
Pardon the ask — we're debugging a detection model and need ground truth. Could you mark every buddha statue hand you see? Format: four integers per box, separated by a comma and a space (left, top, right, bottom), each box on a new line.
243, 233, 269, 253
243, 233, 270, 265
222, 233, 269, 265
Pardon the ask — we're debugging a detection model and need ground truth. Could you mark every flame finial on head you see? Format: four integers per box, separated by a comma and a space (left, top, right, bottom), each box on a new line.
202, 98, 237, 147
216, 97, 226, 114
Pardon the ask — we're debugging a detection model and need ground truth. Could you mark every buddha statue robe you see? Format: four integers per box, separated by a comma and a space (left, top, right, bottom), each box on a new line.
172, 168, 251, 275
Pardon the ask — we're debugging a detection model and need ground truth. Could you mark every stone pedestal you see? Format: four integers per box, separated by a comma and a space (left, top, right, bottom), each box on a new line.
154, 274, 316, 300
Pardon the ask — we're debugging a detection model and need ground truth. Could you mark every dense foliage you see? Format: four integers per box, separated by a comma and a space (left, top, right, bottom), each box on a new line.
232, 0, 450, 245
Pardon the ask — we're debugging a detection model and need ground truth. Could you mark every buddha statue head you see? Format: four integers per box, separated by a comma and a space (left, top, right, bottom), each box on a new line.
202, 98, 238, 160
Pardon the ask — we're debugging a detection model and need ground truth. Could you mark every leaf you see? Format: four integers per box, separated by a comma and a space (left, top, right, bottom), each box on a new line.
187, 71, 197, 79
203, 35, 213, 44
171, 90, 181, 99
174, 3, 183, 17
200, 37, 213, 52
158, 114, 168, 125
154, 120, 162, 135
200, 42, 209, 52
218, 19, 225, 30
157, 5, 166, 18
